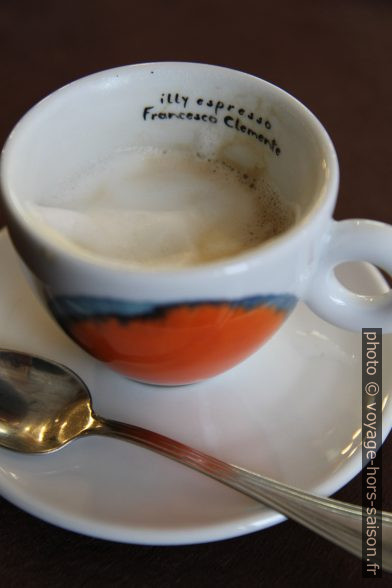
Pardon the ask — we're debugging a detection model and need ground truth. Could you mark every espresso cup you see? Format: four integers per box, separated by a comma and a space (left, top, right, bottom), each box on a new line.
1, 63, 391, 385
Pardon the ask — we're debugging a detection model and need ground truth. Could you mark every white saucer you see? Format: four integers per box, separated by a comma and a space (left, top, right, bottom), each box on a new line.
0, 229, 391, 544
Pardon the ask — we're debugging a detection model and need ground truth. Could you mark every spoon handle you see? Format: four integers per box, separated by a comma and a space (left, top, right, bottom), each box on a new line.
95, 417, 391, 570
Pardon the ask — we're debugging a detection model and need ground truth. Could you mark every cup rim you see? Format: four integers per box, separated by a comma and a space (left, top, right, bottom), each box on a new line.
0, 61, 340, 278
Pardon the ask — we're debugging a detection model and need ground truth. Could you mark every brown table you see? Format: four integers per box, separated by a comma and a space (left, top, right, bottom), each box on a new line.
1, 1, 391, 586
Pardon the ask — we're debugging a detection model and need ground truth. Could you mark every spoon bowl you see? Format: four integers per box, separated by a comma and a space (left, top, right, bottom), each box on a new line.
0, 350, 95, 452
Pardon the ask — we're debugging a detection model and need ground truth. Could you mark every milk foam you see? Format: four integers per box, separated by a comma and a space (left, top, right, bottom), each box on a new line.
28, 148, 295, 268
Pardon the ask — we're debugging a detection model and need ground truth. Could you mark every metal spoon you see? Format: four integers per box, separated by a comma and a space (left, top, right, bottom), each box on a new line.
0, 349, 390, 569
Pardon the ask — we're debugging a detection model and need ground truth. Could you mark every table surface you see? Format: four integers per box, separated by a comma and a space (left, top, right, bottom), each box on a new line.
0, 1, 391, 586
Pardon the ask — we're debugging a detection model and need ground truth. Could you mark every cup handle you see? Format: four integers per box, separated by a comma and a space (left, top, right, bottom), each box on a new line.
305, 219, 392, 331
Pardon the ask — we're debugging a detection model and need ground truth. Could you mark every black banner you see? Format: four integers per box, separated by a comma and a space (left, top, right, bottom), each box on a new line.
362, 328, 383, 577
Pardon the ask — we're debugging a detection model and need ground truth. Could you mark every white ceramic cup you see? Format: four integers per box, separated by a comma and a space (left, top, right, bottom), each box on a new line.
1, 63, 391, 385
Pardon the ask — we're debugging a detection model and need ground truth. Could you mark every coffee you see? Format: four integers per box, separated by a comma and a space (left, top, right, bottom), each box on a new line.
27, 148, 296, 268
